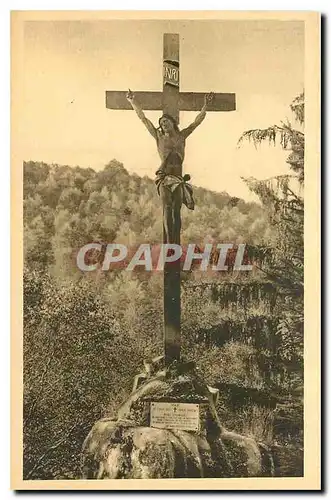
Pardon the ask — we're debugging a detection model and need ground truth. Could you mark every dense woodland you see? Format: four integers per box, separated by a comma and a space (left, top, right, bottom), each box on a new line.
23, 94, 304, 479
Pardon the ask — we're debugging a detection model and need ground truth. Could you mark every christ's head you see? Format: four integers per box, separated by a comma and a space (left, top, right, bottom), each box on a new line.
158, 114, 179, 134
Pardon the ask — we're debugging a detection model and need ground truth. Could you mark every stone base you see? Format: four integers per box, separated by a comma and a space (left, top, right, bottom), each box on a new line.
82, 358, 274, 479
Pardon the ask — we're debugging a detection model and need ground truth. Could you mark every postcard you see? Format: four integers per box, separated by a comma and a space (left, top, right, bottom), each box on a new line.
11, 10, 321, 490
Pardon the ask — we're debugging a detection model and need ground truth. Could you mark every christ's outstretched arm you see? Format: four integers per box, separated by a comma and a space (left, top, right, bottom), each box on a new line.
181, 92, 214, 139
126, 89, 157, 139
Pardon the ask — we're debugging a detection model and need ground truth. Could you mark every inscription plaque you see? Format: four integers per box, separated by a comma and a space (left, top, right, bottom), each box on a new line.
163, 60, 179, 87
150, 402, 200, 431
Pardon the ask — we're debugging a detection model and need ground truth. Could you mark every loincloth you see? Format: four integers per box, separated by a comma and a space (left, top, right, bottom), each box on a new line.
155, 169, 195, 210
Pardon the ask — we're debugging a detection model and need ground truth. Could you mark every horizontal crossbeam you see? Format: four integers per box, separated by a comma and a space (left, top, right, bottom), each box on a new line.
179, 92, 236, 112
106, 91, 163, 110
105, 91, 236, 112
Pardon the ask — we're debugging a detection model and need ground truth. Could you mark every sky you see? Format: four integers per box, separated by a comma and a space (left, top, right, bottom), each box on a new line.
21, 18, 304, 200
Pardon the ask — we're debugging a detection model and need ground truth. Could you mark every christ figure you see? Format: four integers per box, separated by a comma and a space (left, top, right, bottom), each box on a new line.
126, 90, 214, 243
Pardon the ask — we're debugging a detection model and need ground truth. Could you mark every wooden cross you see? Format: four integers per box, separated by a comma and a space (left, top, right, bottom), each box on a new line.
106, 33, 236, 367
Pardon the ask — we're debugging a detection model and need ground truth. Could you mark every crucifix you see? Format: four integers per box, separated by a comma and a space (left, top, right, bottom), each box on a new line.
106, 33, 236, 367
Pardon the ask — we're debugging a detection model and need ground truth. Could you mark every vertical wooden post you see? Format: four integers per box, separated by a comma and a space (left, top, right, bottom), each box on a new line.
163, 34, 181, 365
163, 33, 180, 122
105, 32, 236, 368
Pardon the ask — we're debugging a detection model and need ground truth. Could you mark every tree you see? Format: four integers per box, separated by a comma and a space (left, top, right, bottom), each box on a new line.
238, 93, 304, 382
237, 94, 304, 453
